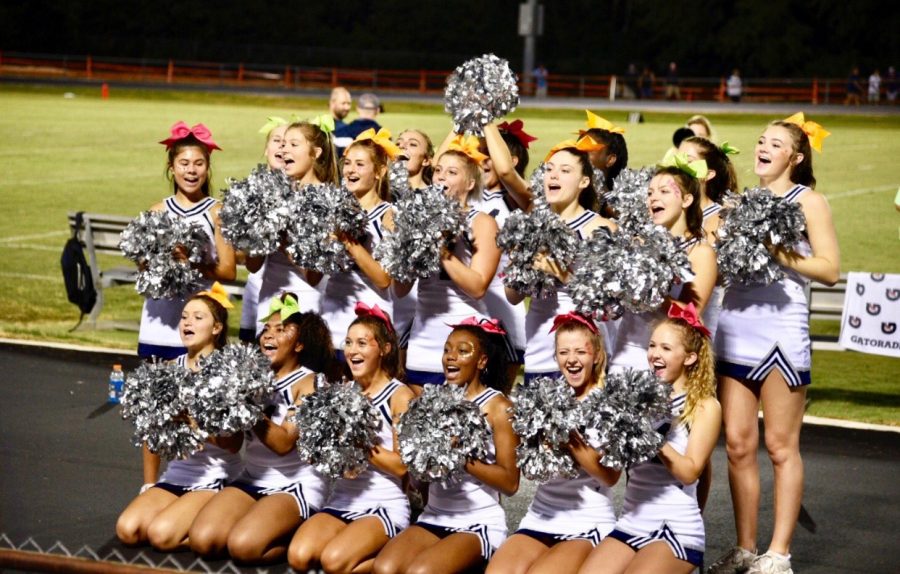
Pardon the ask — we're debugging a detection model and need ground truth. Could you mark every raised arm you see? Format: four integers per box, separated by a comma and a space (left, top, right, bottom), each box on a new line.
369, 385, 415, 479
484, 123, 531, 211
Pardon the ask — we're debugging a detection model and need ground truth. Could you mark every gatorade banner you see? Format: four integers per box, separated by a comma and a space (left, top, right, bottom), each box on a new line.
839, 272, 900, 358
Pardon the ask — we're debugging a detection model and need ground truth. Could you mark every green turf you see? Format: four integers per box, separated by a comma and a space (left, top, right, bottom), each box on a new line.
1, 85, 898, 424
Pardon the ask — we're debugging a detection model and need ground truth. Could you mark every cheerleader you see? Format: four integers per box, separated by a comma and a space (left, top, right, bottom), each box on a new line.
322, 128, 399, 364
116, 283, 241, 550
708, 115, 838, 574
488, 312, 619, 574
507, 137, 616, 382
288, 304, 414, 573
374, 317, 519, 574
188, 294, 337, 564
238, 117, 290, 343
138, 121, 236, 360
247, 120, 339, 324
608, 158, 718, 373
581, 111, 629, 194
578, 304, 721, 574
398, 136, 503, 388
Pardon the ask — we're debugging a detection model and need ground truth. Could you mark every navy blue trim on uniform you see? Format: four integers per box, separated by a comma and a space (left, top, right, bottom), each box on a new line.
515, 527, 604, 547
138, 343, 187, 360
702, 203, 722, 220
717, 355, 811, 388
524, 370, 563, 384
164, 196, 216, 218
607, 525, 703, 567
416, 521, 494, 560
405, 370, 446, 385
321, 507, 399, 538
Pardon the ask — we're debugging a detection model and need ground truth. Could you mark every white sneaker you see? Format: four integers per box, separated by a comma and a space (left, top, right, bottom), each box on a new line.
706, 546, 758, 574
746, 551, 793, 574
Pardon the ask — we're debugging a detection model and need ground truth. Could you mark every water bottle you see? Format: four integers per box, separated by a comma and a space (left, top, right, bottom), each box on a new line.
108, 364, 124, 404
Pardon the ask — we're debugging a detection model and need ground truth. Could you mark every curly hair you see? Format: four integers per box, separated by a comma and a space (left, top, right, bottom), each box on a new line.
658, 318, 716, 425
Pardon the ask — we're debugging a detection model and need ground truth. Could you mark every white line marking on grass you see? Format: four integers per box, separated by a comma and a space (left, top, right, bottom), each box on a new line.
0, 272, 57, 281
0, 230, 66, 243
0, 243, 62, 252
0, 337, 137, 356
829, 184, 898, 200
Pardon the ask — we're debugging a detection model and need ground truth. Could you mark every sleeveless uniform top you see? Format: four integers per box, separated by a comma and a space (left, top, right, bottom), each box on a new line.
701, 202, 724, 341
256, 250, 324, 328
325, 379, 410, 529
239, 265, 265, 341
525, 210, 612, 376
322, 202, 394, 350
138, 196, 218, 356
715, 185, 814, 387
159, 354, 243, 488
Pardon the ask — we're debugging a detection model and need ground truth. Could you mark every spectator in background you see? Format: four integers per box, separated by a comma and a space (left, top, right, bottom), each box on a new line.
687, 115, 715, 140
622, 62, 639, 100
868, 69, 882, 104
727, 68, 743, 102
886, 66, 898, 103
844, 66, 862, 106
332, 92, 383, 156
638, 66, 655, 99
329, 87, 352, 130
533, 63, 549, 98
664, 61, 681, 100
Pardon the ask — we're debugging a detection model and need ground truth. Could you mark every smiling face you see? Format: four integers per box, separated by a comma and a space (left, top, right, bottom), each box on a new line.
754, 125, 799, 182
647, 173, 692, 229
442, 329, 487, 387
179, 298, 221, 353
647, 322, 696, 385
282, 127, 320, 180
433, 153, 476, 202
344, 323, 386, 380
396, 130, 432, 177
264, 125, 288, 171
555, 328, 601, 394
170, 146, 209, 197
544, 150, 589, 209
342, 145, 380, 197
259, 315, 302, 371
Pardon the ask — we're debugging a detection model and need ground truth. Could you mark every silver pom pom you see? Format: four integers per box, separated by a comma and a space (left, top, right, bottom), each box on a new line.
716, 186, 808, 286
119, 210, 210, 299
397, 384, 492, 484
604, 167, 657, 233
373, 184, 466, 283
581, 368, 671, 470
219, 164, 293, 257
510, 376, 583, 482
188, 344, 277, 435
444, 53, 519, 135
389, 157, 412, 200
293, 377, 381, 479
120, 360, 207, 460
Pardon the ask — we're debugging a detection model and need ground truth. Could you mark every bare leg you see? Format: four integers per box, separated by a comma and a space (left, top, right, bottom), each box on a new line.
624, 541, 695, 574
188, 486, 254, 558
115, 487, 177, 545
146, 490, 215, 551
288, 512, 347, 572
404, 532, 485, 574
374, 525, 440, 574
577, 537, 635, 574
528, 539, 593, 574
228, 493, 303, 564
320, 516, 392, 574
486, 533, 549, 574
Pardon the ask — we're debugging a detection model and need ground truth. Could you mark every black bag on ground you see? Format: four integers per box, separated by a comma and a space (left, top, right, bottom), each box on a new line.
61, 212, 97, 329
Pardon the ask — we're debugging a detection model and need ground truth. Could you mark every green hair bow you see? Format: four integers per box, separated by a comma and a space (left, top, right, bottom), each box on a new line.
719, 141, 740, 156
659, 149, 709, 180
308, 114, 336, 135
260, 293, 301, 323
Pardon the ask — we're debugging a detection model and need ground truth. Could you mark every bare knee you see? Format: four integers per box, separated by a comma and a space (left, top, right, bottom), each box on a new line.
146, 518, 180, 552
406, 560, 437, 574
227, 529, 266, 564
725, 427, 758, 465
321, 544, 356, 574
115, 513, 145, 546
764, 434, 800, 467
288, 539, 317, 572
373, 553, 403, 574
188, 521, 228, 558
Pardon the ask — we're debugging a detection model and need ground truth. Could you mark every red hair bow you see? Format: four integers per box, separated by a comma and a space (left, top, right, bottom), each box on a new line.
498, 119, 538, 149
448, 316, 507, 335
549, 311, 598, 335
667, 302, 711, 338
159, 121, 222, 152
354, 301, 394, 333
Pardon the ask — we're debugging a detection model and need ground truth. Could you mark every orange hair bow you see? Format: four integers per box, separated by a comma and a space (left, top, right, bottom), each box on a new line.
543, 135, 605, 162
783, 112, 830, 152
197, 282, 234, 309
354, 128, 403, 160
447, 135, 489, 165
584, 110, 626, 135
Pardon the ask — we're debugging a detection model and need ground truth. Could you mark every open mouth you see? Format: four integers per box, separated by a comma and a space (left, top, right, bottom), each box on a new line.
348, 357, 365, 368
651, 360, 666, 377
261, 341, 277, 356
445, 365, 460, 374
547, 183, 562, 194
565, 364, 583, 375
283, 157, 296, 168
757, 155, 772, 165
650, 205, 665, 216
182, 328, 195, 337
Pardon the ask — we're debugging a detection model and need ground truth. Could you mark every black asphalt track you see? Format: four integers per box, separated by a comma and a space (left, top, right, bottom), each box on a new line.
1, 343, 898, 573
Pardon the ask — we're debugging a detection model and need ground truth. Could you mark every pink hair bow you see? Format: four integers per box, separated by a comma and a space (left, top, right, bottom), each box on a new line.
354, 301, 394, 333
498, 119, 538, 149
667, 302, 711, 338
159, 121, 222, 152
549, 311, 598, 335
448, 316, 507, 335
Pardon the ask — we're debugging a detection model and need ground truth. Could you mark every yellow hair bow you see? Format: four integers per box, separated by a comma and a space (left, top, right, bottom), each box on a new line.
584, 110, 626, 134
355, 128, 402, 160
783, 112, 830, 152
197, 282, 234, 309
544, 135, 605, 162
447, 135, 489, 165
659, 149, 709, 180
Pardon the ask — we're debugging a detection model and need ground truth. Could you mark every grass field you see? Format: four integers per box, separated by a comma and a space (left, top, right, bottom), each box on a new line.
1, 83, 898, 424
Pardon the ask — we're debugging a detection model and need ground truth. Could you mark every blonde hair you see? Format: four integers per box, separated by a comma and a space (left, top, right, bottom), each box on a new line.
437, 150, 483, 203
553, 321, 607, 388
659, 318, 716, 425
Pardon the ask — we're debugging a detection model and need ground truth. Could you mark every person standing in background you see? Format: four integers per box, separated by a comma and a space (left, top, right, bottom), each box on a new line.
868, 69, 882, 104
727, 69, 743, 103
844, 66, 862, 106
638, 66, 656, 99
329, 87, 352, 131
333, 93, 383, 156
533, 64, 549, 98
664, 61, 681, 100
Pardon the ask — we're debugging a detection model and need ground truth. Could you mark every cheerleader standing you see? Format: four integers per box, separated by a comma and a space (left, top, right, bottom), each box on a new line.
488, 313, 619, 574
322, 129, 399, 362
581, 111, 629, 195
507, 137, 616, 382
374, 317, 519, 574
138, 122, 236, 359
116, 284, 241, 550
578, 305, 721, 574
708, 115, 838, 574
288, 306, 415, 573
189, 295, 337, 564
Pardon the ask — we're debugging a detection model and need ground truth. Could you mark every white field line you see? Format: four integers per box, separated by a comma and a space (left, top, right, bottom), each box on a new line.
0, 271, 57, 282
0, 230, 67, 243
0, 243, 63, 252
828, 184, 898, 201
0, 337, 137, 356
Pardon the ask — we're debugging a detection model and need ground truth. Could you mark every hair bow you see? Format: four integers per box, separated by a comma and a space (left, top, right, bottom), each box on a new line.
549, 311, 598, 335
260, 293, 301, 323
782, 112, 830, 153
667, 302, 711, 338
498, 119, 538, 149
543, 135, 605, 162
257, 116, 290, 135
659, 149, 709, 180
354, 301, 394, 333
159, 121, 221, 152
308, 114, 336, 135
355, 128, 402, 160
719, 141, 740, 156
447, 135, 489, 165
197, 282, 234, 309
584, 110, 626, 134
447, 316, 507, 335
